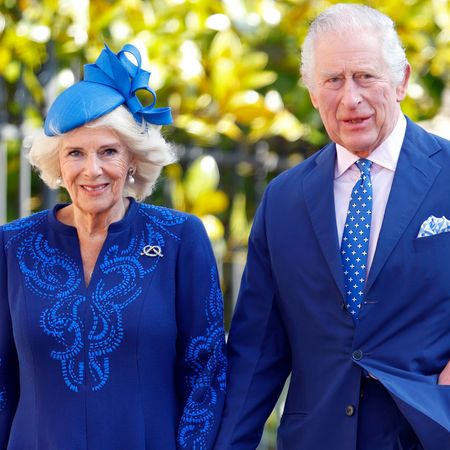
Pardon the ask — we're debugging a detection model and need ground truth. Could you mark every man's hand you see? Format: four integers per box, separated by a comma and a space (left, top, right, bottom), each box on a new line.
438, 360, 450, 385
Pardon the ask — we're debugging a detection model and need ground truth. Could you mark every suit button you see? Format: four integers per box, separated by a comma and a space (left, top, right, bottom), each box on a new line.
345, 405, 355, 416
352, 350, 363, 361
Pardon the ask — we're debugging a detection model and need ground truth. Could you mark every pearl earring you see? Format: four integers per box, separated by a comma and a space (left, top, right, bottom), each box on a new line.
128, 168, 135, 184
56, 176, 62, 186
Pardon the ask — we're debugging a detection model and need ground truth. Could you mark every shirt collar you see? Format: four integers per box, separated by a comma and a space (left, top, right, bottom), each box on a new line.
334, 113, 407, 179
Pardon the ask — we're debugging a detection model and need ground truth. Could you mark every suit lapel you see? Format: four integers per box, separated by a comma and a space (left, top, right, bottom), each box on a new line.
366, 119, 442, 291
304, 144, 346, 300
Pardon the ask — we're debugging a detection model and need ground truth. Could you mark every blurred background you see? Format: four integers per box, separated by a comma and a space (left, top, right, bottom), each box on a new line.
1, 0, 449, 448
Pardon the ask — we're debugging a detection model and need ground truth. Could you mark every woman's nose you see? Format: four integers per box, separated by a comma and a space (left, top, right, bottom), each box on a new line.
84, 153, 102, 176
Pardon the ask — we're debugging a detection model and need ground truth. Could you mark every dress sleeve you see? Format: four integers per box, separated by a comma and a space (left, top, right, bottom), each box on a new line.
175, 215, 227, 450
0, 230, 19, 449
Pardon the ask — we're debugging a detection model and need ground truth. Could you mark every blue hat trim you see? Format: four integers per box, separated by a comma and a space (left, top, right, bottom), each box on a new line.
44, 43, 172, 136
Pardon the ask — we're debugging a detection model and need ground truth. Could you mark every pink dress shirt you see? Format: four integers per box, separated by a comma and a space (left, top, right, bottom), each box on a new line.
334, 114, 407, 275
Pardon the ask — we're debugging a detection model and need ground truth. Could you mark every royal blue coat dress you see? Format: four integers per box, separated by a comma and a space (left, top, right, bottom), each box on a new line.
0, 199, 226, 450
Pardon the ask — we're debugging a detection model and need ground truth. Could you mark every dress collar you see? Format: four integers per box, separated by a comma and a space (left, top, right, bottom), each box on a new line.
48, 197, 140, 235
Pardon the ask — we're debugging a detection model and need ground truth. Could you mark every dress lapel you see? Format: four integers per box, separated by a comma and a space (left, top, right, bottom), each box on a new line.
366, 119, 442, 291
304, 144, 346, 301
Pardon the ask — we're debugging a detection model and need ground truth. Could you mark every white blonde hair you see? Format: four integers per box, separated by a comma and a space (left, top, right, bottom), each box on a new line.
27, 105, 176, 201
301, 3, 408, 90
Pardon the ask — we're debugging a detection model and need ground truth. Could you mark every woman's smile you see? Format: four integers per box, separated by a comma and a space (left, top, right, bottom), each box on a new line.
58, 126, 134, 224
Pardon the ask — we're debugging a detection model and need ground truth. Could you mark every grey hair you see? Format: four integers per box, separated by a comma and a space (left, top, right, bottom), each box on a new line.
27, 105, 177, 201
301, 3, 408, 90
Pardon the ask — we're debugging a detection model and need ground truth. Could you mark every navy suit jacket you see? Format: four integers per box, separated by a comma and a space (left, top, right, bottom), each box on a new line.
215, 118, 450, 450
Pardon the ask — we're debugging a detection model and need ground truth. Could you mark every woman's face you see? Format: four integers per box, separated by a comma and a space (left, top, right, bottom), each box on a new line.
59, 126, 133, 218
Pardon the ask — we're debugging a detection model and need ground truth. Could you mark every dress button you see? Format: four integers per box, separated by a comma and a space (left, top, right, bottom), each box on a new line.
352, 349, 363, 361
345, 405, 355, 416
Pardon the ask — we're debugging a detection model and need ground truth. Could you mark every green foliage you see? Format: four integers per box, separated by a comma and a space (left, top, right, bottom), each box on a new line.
3, 0, 447, 142
1, 0, 449, 235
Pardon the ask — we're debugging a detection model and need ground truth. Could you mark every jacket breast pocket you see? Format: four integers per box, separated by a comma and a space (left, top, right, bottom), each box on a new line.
414, 231, 450, 254
410, 231, 450, 294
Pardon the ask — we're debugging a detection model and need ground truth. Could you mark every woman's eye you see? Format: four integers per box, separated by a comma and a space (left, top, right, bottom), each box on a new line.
68, 150, 81, 157
102, 148, 118, 156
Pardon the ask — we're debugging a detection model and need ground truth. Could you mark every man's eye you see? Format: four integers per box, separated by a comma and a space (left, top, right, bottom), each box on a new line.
324, 77, 343, 88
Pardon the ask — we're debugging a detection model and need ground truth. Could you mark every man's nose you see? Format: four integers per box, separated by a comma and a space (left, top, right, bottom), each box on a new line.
341, 79, 363, 108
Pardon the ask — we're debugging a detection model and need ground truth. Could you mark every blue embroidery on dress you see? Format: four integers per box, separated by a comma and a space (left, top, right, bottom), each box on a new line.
178, 266, 227, 449
139, 203, 184, 242
0, 358, 6, 412
10, 204, 187, 392
2, 211, 46, 249
18, 232, 81, 299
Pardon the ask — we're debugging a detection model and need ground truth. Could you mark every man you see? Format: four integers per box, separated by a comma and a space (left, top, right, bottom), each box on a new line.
215, 4, 450, 450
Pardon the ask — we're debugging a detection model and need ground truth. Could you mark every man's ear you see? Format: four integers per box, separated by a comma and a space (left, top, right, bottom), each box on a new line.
396, 64, 411, 102
309, 89, 319, 109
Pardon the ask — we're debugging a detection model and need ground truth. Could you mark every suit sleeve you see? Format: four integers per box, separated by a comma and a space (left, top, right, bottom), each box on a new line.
175, 215, 227, 450
0, 230, 19, 449
214, 188, 292, 449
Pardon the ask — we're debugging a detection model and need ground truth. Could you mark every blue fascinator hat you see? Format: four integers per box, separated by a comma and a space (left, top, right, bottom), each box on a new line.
44, 43, 172, 136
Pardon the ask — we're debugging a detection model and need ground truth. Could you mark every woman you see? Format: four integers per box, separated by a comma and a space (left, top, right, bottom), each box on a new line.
0, 43, 226, 450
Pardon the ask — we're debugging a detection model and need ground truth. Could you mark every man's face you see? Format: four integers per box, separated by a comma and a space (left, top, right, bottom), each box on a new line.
308, 31, 410, 157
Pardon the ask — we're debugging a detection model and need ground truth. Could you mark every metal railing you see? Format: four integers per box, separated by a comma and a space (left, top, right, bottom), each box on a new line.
1, 124, 30, 224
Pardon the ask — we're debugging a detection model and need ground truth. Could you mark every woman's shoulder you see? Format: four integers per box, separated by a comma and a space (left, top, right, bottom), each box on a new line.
0, 210, 48, 235
137, 203, 203, 227
136, 203, 207, 239
0, 210, 49, 253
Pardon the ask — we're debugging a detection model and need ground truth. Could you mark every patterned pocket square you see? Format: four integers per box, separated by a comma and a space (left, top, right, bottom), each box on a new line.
417, 215, 450, 238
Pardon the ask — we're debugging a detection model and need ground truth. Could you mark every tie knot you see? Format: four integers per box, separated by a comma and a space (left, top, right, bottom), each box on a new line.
355, 159, 372, 176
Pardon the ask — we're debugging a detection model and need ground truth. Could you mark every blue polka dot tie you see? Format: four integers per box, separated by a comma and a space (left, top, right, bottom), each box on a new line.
340, 159, 373, 321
